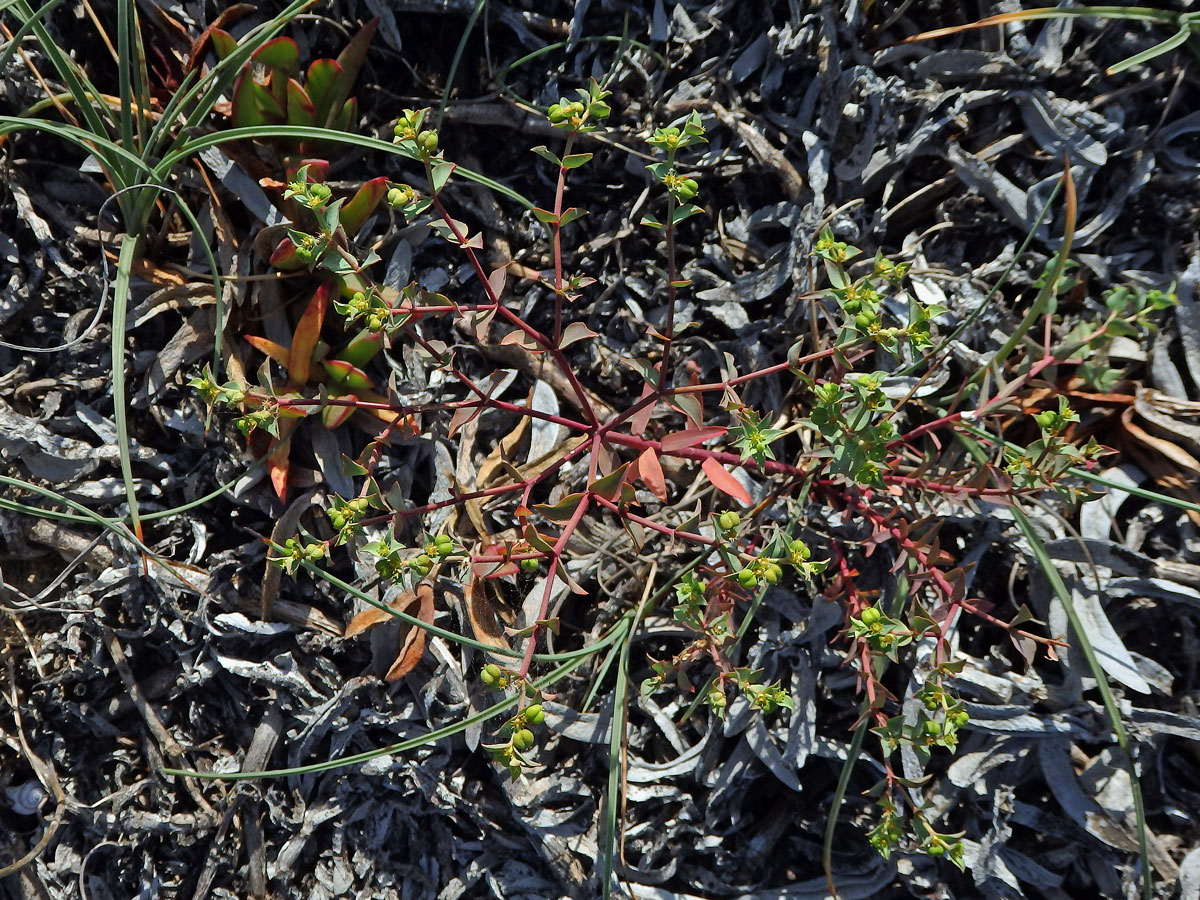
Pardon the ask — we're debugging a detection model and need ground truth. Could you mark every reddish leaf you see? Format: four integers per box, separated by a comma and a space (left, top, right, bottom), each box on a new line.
285, 158, 329, 183
335, 18, 378, 94
630, 380, 656, 438
321, 395, 356, 429
339, 176, 388, 236
244, 334, 291, 368
305, 58, 343, 124
252, 36, 299, 75
660, 426, 726, 453
385, 583, 435, 681
207, 27, 239, 61
267, 433, 293, 501
701, 457, 751, 505
288, 283, 330, 386
285, 77, 315, 127
637, 447, 668, 501
268, 236, 306, 271
487, 265, 507, 302
559, 321, 597, 348
321, 359, 373, 392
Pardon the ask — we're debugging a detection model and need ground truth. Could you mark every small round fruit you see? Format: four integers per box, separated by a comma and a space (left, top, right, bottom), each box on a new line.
520, 557, 540, 573
524, 704, 544, 725
513, 728, 535, 751
737, 569, 758, 588
481, 664, 502, 685
860, 607, 881, 625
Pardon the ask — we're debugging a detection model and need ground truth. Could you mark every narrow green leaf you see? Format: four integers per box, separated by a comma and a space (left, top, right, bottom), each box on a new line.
561, 152, 593, 169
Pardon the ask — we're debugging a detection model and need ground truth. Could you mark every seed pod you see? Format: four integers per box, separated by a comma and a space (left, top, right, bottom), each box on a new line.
737, 569, 758, 588
513, 728, 535, 750
860, 607, 881, 625
524, 704, 544, 725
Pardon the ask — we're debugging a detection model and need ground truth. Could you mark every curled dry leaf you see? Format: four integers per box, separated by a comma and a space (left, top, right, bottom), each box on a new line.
344, 583, 436, 681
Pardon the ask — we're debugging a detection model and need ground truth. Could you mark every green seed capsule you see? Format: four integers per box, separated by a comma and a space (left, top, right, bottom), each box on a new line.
520, 557, 540, 573
513, 728, 535, 750
924, 719, 941, 735
524, 704, 544, 725
737, 569, 758, 588
855, 312, 875, 331
418, 130, 438, 153
860, 607, 881, 625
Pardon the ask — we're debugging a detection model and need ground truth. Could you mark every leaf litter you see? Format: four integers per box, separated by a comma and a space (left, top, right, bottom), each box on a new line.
2, 2, 1200, 899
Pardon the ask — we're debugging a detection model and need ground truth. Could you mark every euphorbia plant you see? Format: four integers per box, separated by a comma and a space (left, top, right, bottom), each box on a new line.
193, 77, 1169, 892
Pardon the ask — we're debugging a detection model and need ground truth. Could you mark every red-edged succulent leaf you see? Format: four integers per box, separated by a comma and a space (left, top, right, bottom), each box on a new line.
336, 328, 384, 368
285, 158, 329, 182
307, 17, 375, 130
339, 176, 388, 235
285, 77, 316, 127
636, 447, 668, 501
266, 428, 297, 501
244, 334, 291, 368
305, 58, 343, 124
322, 395, 357, 429
252, 36, 300, 76
209, 28, 238, 60
269, 236, 306, 271
701, 457, 751, 505
288, 282, 331, 387
334, 17, 378, 96
660, 426, 726, 453
230, 71, 267, 128
330, 96, 357, 133
321, 359, 373, 392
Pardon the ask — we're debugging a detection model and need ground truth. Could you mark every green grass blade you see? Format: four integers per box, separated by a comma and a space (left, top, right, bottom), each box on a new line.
1011, 505, 1152, 900
823, 713, 871, 898
435, 0, 488, 131
0, 0, 70, 74
1107, 22, 1192, 73
0, 115, 154, 181
111, 232, 144, 546
161, 623, 623, 780
161, 126, 535, 208
976, 164, 1076, 384
4, 0, 115, 143
115, 0, 136, 180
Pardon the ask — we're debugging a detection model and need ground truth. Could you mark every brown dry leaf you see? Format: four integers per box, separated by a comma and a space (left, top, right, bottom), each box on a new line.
344, 584, 437, 681
385, 583, 435, 681
466, 571, 511, 652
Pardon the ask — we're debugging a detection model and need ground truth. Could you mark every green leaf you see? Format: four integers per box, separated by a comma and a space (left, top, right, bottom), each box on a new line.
561, 152, 593, 169
533, 492, 587, 522
532, 207, 558, 224
640, 214, 663, 229
321, 358, 373, 391
588, 462, 631, 502
671, 203, 702, 225
284, 77, 316, 127
531, 145, 561, 166
305, 58, 343, 124
252, 36, 300, 75
431, 160, 456, 193
338, 176, 388, 235
558, 207, 586, 226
